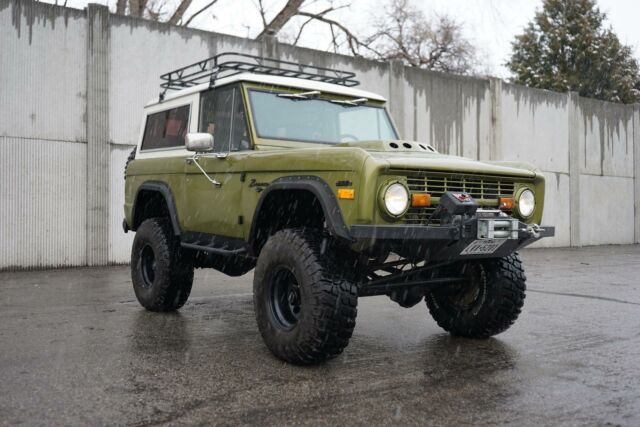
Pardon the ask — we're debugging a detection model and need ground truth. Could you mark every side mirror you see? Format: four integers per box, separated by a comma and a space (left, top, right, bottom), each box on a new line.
185, 133, 214, 152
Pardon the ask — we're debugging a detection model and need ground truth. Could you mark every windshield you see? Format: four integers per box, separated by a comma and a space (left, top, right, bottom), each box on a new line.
248, 89, 398, 144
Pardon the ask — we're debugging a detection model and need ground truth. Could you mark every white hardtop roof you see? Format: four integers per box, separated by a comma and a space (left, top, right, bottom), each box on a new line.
146, 72, 386, 107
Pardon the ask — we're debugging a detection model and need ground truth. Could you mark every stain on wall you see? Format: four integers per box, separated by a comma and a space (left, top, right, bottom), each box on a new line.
578, 97, 634, 178
403, 67, 490, 159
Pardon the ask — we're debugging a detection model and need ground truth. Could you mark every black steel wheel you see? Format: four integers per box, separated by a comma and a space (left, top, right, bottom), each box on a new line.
425, 253, 526, 338
253, 229, 358, 365
131, 218, 194, 312
269, 267, 302, 330
139, 244, 156, 289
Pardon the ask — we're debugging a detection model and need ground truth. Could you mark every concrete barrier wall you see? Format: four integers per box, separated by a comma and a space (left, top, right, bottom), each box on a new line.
498, 83, 572, 248
577, 98, 636, 246
0, 1, 89, 268
1, 0, 638, 269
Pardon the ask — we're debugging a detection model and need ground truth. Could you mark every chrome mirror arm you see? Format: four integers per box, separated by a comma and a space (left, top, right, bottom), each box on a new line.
189, 153, 222, 187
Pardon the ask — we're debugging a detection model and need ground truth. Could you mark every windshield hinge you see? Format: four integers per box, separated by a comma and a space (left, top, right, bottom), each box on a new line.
277, 90, 321, 100
330, 97, 368, 107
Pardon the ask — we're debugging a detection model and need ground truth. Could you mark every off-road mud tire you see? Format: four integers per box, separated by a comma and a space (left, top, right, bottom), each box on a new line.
425, 253, 526, 338
253, 229, 358, 365
131, 218, 194, 312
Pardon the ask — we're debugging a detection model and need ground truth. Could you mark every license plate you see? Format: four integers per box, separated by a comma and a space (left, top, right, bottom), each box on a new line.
460, 239, 506, 255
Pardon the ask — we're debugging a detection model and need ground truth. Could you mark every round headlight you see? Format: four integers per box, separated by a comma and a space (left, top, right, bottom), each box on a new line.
517, 189, 535, 218
383, 183, 409, 217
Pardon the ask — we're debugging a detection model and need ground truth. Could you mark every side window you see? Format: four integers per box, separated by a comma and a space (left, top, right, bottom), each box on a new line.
199, 85, 251, 152
141, 105, 190, 150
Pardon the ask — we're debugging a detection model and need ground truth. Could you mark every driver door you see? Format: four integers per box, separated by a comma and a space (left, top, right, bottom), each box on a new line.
182, 84, 251, 239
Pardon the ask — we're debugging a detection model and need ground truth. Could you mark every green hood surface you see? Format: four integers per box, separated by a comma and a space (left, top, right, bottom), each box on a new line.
253, 140, 538, 178
367, 151, 536, 178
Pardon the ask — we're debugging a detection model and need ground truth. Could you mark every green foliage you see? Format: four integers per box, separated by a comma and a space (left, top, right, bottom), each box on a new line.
507, 0, 640, 103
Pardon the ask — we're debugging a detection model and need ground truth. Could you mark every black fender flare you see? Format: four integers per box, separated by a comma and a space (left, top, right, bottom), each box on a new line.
131, 181, 181, 236
249, 175, 352, 249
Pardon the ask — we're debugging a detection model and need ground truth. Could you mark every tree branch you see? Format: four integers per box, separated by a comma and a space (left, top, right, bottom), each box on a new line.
255, 0, 268, 28
293, 15, 315, 45
116, 0, 127, 15
139, 0, 149, 16
128, 0, 140, 17
296, 10, 380, 57
256, 0, 305, 40
168, 0, 193, 25
182, 0, 219, 26
292, 5, 346, 45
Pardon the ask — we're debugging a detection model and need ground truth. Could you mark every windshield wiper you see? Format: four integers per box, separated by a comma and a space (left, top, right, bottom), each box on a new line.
330, 97, 369, 107
277, 90, 321, 100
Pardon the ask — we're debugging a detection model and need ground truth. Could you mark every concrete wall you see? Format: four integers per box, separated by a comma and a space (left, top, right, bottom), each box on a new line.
577, 98, 636, 246
1, 0, 639, 269
0, 0, 88, 268
498, 84, 572, 248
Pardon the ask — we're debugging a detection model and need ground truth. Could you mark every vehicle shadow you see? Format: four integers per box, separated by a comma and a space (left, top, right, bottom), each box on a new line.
420, 333, 518, 375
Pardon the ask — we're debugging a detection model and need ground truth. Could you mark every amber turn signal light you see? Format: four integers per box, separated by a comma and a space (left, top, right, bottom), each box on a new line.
337, 189, 355, 200
499, 197, 514, 210
411, 193, 431, 207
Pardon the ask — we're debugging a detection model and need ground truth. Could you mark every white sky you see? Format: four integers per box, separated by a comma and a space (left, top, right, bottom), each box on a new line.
50, 0, 640, 78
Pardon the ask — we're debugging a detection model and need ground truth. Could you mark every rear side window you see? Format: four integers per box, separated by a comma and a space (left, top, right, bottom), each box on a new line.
141, 105, 190, 150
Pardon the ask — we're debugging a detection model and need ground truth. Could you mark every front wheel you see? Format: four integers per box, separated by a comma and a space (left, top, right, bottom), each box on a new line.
253, 229, 358, 365
425, 253, 526, 338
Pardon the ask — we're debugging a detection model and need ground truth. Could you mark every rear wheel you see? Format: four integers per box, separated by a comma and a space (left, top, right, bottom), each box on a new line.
131, 218, 194, 312
425, 253, 526, 338
253, 229, 358, 365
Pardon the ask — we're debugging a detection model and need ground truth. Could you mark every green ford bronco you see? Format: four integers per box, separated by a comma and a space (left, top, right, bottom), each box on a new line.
123, 53, 554, 364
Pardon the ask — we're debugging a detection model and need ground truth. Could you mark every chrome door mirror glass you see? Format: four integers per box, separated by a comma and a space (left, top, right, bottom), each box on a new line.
185, 133, 214, 152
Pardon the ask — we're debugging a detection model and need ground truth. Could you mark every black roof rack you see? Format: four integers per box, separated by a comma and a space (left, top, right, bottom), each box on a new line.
159, 52, 359, 100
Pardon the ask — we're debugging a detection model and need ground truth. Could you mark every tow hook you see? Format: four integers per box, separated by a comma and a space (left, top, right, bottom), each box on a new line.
523, 224, 544, 238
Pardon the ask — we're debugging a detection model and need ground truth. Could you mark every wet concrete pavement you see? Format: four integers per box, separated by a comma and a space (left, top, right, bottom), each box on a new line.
1, 245, 639, 426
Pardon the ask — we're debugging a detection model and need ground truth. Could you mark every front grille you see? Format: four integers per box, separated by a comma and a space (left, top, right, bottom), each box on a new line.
396, 171, 521, 226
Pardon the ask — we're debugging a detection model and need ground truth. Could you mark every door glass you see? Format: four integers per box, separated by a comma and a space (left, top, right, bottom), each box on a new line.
199, 85, 251, 152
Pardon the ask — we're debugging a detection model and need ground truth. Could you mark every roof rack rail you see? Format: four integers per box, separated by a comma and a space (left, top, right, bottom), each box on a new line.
159, 52, 359, 100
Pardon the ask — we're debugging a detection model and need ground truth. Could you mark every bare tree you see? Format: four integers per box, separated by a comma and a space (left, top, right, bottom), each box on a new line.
167, 0, 193, 24
113, 0, 219, 26
253, 0, 370, 55
253, 0, 477, 74
182, 0, 220, 26
367, 0, 477, 73
116, 0, 127, 14
255, 0, 305, 40
109, 0, 477, 74
293, 5, 372, 55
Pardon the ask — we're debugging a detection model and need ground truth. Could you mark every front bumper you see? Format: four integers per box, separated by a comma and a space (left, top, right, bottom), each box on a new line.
350, 216, 555, 261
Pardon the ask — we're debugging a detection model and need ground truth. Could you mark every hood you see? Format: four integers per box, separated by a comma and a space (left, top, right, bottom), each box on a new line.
337, 140, 537, 178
